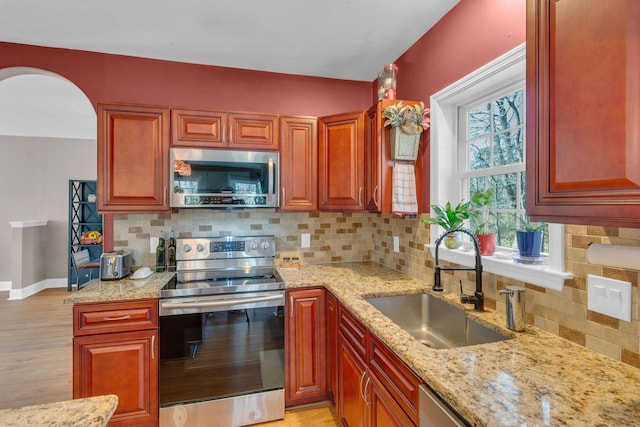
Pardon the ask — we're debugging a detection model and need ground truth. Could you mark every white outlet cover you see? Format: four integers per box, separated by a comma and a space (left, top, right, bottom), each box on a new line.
150, 237, 159, 253
301, 233, 311, 248
587, 274, 632, 322
393, 236, 400, 253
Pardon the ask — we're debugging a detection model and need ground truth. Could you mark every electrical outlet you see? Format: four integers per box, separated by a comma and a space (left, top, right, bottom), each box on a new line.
150, 237, 159, 253
301, 233, 311, 248
587, 275, 632, 322
393, 236, 400, 253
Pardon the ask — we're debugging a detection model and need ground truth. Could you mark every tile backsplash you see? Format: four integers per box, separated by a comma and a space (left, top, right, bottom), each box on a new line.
114, 210, 640, 369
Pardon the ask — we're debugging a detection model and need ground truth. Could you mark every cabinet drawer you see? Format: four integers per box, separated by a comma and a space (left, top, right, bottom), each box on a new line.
369, 335, 421, 425
338, 306, 367, 359
74, 300, 158, 336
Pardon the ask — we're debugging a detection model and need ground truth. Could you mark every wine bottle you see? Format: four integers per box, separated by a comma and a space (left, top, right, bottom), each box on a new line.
167, 230, 176, 272
156, 231, 166, 272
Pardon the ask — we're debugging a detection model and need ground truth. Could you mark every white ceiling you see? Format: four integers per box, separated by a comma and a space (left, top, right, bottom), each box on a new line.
0, 0, 459, 138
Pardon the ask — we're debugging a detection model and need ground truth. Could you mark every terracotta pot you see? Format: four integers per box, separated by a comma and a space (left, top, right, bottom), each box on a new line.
476, 233, 497, 256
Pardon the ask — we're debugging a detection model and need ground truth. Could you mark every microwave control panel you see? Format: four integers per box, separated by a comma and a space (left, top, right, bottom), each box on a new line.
184, 195, 268, 206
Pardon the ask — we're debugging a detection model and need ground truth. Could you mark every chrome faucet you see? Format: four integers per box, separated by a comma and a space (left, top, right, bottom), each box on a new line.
433, 228, 484, 311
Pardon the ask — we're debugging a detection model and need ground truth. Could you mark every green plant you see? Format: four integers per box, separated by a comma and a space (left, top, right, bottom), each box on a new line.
470, 188, 494, 235
382, 102, 428, 135
514, 213, 546, 232
422, 201, 473, 231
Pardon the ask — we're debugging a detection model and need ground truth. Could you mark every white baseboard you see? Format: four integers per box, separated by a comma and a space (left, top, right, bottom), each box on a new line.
7, 278, 70, 300
0, 281, 11, 292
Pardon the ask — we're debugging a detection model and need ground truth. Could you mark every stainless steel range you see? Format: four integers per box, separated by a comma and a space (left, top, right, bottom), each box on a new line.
159, 235, 285, 427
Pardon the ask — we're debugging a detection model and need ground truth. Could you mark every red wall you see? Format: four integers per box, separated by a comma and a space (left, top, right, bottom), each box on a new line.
391, 0, 526, 206
0, 42, 372, 116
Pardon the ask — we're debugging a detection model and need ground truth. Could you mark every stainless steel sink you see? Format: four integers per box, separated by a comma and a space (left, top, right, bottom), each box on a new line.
366, 294, 510, 349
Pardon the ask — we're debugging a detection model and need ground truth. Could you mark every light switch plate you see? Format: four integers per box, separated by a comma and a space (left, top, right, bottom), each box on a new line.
393, 236, 400, 253
587, 274, 632, 322
300, 233, 311, 248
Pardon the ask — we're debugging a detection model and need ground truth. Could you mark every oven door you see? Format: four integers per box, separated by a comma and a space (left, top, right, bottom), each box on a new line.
159, 291, 285, 427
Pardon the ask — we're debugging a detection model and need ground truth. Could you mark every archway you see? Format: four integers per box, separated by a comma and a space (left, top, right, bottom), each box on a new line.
0, 67, 96, 296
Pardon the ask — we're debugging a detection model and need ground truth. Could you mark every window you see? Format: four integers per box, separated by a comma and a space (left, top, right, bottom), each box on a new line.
428, 44, 571, 290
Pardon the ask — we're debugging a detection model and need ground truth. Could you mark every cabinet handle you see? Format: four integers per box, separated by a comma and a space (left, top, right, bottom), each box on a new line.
222, 124, 226, 143
163, 186, 167, 206
151, 334, 156, 360
229, 124, 233, 144
102, 314, 131, 321
359, 371, 367, 401
358, 186, 363, 207
373, 185, 379, 208
282, 187, 285, 206
289, 296, 294, 318
363, 376, 372, 408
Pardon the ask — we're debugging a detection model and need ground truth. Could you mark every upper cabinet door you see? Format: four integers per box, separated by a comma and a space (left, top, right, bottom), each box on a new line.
228, 112, 279, 150
98, 103, 171, 213
171, 109, 227, 148
280, 116, 318, 211
318, 111, 365, 211
527, 0, 640, 227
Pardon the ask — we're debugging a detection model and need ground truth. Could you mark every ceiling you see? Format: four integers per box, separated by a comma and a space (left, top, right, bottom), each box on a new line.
0, 0, 459, 139
0, 0, 459, 81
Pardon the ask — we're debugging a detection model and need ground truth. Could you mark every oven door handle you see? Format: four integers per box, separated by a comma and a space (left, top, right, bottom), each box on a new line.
161, 293, 283, 310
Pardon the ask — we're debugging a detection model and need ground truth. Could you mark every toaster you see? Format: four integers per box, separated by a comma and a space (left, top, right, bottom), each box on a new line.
100, 250, 133, 280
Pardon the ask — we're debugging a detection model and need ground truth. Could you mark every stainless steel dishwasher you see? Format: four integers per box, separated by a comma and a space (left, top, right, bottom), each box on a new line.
419, 384, 469, 427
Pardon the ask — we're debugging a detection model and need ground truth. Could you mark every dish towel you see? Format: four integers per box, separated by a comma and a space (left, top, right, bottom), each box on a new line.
392, 163, 418, 217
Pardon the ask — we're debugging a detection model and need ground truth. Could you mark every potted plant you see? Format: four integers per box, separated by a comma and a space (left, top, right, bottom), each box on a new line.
422, 201, 472, 249
514, 214, 546, 258
382, 101, 430, 161
470, 188, 496, 256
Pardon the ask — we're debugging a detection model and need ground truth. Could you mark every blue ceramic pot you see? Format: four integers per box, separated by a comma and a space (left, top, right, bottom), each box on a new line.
516, 230, 543, 258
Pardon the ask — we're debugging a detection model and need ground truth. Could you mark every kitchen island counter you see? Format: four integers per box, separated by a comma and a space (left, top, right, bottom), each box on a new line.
280, 262, 640, 427
0, 394, 118, 427
64, 272, 174, 304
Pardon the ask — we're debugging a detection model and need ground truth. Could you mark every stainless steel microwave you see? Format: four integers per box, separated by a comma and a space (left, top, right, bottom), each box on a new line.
170, 148, 279, 208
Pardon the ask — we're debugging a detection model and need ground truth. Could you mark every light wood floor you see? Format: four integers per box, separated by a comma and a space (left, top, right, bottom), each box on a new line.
0, 288, 339, 426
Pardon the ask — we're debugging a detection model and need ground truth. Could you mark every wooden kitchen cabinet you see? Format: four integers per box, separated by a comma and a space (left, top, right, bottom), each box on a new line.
326, 290, 338, 403
365, 100, 424, 214
279, 116, 318, 211
285, 288, 327, 407
98, 103, 171, 213
318, 111, 365, 211
73, 300, 159, 426
337, 304, 420, 427
172, 108, 279, 150
526, 0, 640, 227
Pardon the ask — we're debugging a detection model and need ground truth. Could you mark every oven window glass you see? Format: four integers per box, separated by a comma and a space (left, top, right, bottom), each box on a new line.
159, 306, 285, 406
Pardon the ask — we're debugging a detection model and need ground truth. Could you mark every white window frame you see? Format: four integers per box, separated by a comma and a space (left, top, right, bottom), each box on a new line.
427, 43, 572, 291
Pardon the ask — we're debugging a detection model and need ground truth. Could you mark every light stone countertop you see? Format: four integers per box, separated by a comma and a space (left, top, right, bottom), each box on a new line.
279, 262, 640, 427
64, 271, 175, 304
0, 394, 118, 427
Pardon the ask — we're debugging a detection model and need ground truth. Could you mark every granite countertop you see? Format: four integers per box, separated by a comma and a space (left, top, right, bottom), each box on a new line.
64, 271, 174, 304
280, 262, 640, 427
0, 394, 118, 427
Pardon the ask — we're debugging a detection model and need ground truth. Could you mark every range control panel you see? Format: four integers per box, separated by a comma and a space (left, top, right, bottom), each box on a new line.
176, 235, 275, 261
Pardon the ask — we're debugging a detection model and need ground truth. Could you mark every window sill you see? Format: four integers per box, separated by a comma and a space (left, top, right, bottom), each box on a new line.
425, 244, 572, 291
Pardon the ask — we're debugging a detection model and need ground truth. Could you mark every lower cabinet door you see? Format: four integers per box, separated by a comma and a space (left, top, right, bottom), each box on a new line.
338, 333, 368, 427
73, 330, 158, 426
369, 374, 416, 427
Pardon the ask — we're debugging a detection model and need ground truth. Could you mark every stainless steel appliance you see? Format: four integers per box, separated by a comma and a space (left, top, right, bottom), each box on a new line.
159, 235, 285, 427
419, 384, 468, 427
99, 249, 132, 280
170, 148, 279, 208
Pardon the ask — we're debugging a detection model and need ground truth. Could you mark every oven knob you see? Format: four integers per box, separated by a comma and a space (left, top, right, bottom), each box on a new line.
197, 244, 205, 252
261, 241, 270, 250
184, 244, 192, 253
249, 241, 258, 250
